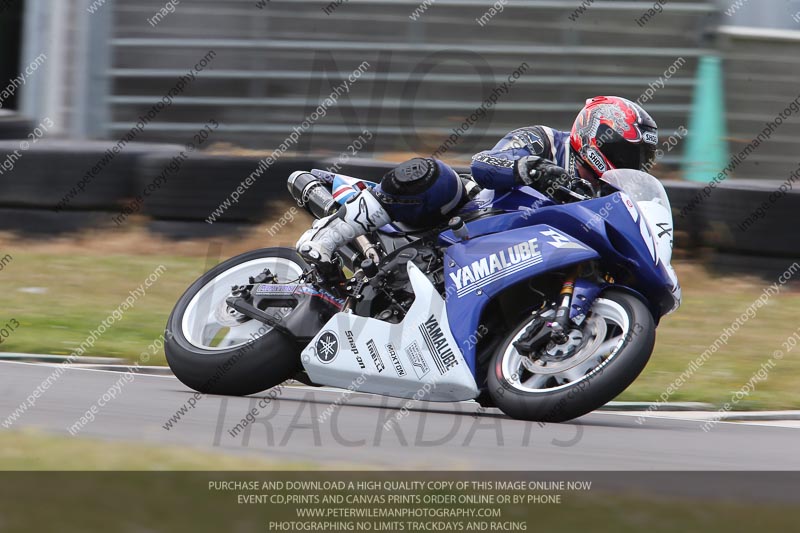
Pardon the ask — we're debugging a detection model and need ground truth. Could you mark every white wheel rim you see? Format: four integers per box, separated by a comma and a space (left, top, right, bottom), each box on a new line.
500, 298, 630, 393
181, 257, 304, 351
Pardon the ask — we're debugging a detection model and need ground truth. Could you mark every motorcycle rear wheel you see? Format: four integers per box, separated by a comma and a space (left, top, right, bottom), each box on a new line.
165, 247, 307, 396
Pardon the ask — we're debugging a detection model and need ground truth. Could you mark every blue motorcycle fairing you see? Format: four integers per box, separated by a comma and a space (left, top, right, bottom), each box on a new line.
442, 192, 678, 318
323, 172, 676, 381
438, 189, 678, 378
571, 276, 605, 323
440, 186, 556, 245
444, 225, 599, 374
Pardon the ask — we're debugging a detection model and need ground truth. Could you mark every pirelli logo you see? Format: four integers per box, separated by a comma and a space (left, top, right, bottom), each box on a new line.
366, 339, 385, 373
419, 315, 459, 375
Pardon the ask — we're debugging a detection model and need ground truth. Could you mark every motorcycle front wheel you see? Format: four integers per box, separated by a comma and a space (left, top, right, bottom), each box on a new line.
165, 247, 307, 396
487, 290, 655, 423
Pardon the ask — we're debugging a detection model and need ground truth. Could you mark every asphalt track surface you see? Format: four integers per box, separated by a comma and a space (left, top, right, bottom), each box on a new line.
1, 360, 798, 470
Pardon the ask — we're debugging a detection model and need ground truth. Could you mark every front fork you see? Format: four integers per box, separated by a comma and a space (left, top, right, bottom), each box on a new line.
549, 264, 605, 341
549, 269, 577, 343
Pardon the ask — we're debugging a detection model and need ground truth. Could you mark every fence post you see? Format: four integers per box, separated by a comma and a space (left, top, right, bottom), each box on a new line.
682, 54, 728, 182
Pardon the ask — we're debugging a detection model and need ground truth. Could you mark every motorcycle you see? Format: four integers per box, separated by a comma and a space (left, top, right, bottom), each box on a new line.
165, 167, 681, 422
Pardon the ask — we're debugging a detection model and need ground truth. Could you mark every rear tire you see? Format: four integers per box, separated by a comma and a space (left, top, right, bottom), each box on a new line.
487, 290, 655, 422
165, 247, 307, 396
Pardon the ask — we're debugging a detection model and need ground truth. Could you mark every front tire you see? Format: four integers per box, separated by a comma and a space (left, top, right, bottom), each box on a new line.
487, 290, 655, 422
165, 247, 308, 396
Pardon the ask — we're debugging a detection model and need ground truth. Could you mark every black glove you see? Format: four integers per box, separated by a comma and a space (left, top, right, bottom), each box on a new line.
515, 155, 570, 189
567, 177, 596, 200
516, 156, 596, 203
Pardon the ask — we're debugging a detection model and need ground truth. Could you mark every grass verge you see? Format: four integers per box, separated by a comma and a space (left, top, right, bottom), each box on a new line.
1, 228, 799, 409
0, 429, 314, 470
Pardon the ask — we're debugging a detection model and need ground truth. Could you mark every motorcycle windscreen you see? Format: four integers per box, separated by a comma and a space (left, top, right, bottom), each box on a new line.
601, 169, 680, 311
601, 169, 674, 265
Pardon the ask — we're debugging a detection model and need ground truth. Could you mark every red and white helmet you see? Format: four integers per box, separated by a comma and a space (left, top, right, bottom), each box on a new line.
570, 96, 658, 179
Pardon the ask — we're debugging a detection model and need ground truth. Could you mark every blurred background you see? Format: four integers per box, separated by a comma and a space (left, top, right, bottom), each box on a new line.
0, 1, 798, 244
0, 0, 799, 411
1, 0, 798, 165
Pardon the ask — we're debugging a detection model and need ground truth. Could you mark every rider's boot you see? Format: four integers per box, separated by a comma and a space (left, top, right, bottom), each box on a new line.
296, 188, 390, 270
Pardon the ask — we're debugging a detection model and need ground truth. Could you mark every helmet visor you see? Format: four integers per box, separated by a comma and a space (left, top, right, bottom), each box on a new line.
597, 126, 657, 171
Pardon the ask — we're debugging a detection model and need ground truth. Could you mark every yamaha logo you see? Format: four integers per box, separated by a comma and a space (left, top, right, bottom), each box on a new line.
315, 331, 339, 364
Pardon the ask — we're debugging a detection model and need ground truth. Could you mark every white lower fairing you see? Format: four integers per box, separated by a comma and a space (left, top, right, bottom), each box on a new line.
300, 263, 479, 402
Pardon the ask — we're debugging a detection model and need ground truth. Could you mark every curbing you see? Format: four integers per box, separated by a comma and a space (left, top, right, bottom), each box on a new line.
0, 353, 124, 365
698, 411, 800, 422
0, 353, 172, 375
600, 401, 714, 411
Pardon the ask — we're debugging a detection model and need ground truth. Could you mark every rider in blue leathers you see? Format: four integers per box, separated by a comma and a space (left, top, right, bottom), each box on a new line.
470, 125, 573, 192
295, 96, 658, 267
